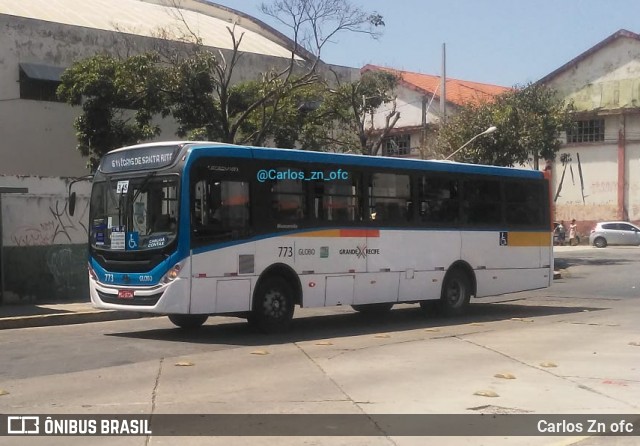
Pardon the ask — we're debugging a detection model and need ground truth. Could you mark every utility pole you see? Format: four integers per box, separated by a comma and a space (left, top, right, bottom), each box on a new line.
440, 43, 446, 123
420, 95, 428, 158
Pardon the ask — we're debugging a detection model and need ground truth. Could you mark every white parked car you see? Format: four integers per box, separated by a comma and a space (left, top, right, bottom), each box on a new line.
589, 221, 640, 248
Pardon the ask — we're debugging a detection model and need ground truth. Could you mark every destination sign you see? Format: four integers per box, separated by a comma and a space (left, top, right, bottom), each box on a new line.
100, 145, 181, 173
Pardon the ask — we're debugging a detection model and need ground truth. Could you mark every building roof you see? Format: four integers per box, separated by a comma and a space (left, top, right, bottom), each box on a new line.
362, 64, 510, 107
537, 29, 640, 85
0, 0, 304, 60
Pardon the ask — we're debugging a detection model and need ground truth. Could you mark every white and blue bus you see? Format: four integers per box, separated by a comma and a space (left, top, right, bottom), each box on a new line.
82, 141, 552, 332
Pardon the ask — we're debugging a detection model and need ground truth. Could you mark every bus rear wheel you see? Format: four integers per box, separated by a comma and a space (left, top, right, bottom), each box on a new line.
351, 303, 394, 313
248, 276, 295, 333
439, 269, 471, 316
168, 314, 208, 330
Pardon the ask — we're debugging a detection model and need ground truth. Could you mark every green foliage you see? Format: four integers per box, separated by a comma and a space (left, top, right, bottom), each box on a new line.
248, 81, 326, 148
57, 53, 169, 171
436, 82, 574, 167
296, 70, 400, 154
58, 0, 387, 167
167, 51, 224, 141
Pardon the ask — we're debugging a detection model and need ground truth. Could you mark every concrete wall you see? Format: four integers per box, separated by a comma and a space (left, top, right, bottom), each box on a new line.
627, 139, 640, 219
0, 176, 91, 303
553, 144, 618, 220
549, 37, 640, 111
544, 36, 640, 235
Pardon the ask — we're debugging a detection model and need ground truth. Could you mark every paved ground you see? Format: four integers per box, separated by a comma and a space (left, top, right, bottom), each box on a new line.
1, 292, 638, 445
3, 244, 637, 445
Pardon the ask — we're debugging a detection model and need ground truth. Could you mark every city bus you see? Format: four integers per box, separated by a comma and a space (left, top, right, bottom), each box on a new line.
78, 141, 552, 332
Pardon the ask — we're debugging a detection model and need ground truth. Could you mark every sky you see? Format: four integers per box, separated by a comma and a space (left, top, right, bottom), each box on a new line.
213, 0, 640, 87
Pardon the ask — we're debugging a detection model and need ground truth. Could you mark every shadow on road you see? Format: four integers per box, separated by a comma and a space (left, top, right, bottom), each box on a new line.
554, 256, 631, 269
107, 302, 606, 346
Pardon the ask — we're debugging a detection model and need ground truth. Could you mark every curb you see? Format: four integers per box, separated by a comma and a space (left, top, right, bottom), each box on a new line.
0, 310, 155, 330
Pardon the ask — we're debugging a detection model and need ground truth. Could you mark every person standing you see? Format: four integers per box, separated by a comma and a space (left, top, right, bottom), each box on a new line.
555, 220, 566, 246
569, 219, 578, 246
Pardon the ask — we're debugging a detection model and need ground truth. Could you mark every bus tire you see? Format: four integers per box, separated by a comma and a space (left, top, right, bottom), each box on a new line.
351, 303, 394, 313
248, 276, 295, 333
168, 314, 208, 330
439, 269, 471, 316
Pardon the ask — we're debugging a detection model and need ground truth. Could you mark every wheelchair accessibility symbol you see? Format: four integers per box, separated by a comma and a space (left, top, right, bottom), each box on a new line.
126, 232, 139, 250
499, 231, 508, 246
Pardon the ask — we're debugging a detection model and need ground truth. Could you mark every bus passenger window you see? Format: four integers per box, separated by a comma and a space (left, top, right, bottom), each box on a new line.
418, 176, 459, 224
191, 179, 250, 241
369, 173, 410, 223
269, 168, 306, 223
462, 180, 501, 225
314, 172, 360, 223
505, 182, 544, 227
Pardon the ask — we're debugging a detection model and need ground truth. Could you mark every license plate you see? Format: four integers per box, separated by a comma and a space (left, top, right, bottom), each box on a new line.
118, 289, 135, 299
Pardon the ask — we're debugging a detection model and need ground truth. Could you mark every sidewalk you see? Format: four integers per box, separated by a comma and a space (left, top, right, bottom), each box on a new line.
0, 301, 152, 330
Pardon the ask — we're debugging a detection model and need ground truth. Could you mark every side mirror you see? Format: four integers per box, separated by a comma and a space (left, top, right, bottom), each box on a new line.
66, 174, 93, 216
69, 191, 77, 216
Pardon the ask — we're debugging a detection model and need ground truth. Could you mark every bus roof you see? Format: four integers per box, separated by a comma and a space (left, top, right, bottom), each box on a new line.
106, 141, 544, 179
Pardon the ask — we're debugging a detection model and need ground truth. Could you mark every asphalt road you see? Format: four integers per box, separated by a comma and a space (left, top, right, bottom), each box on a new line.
552, 246, 640, 299
1, 246, 639, 446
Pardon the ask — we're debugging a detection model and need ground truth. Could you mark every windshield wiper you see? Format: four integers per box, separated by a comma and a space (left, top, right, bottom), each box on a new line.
131, 171, 157, 204
124, 172, 157, 232
105, 176, 121, 212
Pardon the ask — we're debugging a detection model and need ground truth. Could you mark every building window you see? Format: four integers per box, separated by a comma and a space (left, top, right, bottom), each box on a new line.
567, 119, 605, 143
19, 63, 65, 102
383, 134, 411, 156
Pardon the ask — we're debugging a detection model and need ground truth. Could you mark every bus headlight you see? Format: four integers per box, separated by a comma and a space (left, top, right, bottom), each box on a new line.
162, 262, 183, 283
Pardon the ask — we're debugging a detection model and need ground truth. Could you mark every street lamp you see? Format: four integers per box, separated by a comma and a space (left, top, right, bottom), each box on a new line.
444, 126, 497, 160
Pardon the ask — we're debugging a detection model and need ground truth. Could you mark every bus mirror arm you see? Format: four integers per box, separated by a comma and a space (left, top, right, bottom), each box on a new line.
67, 174, 94, 216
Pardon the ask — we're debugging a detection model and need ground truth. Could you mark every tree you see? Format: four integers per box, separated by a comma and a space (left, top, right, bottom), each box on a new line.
294, 70, 400, 154
435, 82, 574, 168
58, 0, 385, 169
57, 53, 170, 171
168, 0, 385, 145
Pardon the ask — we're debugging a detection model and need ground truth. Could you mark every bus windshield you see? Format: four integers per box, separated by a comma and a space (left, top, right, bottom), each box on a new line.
90, 174, 179, 251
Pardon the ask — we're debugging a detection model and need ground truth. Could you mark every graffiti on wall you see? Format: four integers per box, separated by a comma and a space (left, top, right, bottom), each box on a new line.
554, 152, 587, 204
10, 198, 88, 247
4, 196, 89, 301
590, 181, 618, 194
46, 246, 87, 292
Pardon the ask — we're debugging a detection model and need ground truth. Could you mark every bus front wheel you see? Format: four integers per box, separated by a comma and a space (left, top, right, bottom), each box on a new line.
168, 314, 208, 330
439, 269, 471, 316
248, 276, 295, 333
